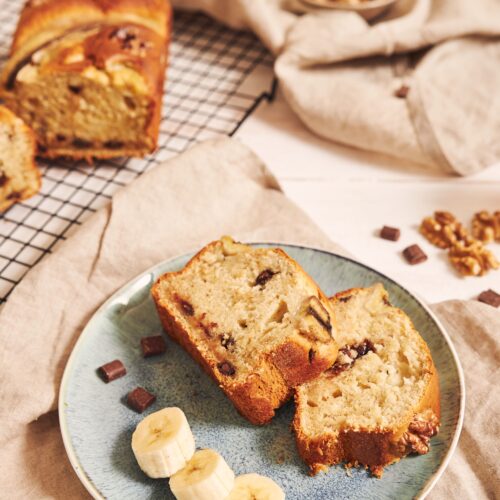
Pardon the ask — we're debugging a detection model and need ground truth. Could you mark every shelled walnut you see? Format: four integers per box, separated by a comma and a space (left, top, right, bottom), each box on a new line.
420, 211, 470, 249
448, 240, 499, 277
394, 410, 440, 456
472, 211, 500, 244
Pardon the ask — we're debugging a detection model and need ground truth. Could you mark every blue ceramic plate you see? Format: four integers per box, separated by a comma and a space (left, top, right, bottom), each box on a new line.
59, 244, 464, 500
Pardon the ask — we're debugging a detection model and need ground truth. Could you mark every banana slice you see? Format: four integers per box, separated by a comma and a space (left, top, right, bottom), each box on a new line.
169, 449, 235, 500
131, 407, 195, 478
228, 474, 285, 500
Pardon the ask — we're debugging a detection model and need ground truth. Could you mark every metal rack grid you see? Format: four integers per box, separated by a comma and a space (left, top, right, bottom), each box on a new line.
0, 3, 276, 303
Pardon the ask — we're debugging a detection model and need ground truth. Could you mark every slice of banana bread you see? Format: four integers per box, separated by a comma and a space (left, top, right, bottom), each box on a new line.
152, 237, 339, 425
294, 284, 440, 477
0, 105, 40, 212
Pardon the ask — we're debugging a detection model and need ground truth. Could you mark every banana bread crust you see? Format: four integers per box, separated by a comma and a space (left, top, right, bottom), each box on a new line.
293, 286, 440, 477
1, 0, 171, 160
152, 240, 339, 426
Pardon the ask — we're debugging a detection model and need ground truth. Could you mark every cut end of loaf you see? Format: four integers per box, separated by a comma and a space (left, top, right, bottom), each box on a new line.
2, 22, 167, 160
294, 284, 440, 476
0, 106, 40, 212
152, 237, 339, 425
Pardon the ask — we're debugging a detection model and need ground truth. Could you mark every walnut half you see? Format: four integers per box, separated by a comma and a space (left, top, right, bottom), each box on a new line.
448, 240, 499, 277
393, 410, 440, 456
472, 211, 500, 244
419, 211, 470, 249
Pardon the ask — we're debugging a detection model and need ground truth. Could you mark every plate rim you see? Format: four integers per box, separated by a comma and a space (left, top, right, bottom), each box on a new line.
59, 242, 465, 500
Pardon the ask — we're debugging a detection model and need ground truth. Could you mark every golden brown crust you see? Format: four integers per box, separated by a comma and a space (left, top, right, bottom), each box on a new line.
151, 240, 339, 426
294, 366, 440, 477
1, 0, 171, 160
293, 286, 441, 477
0, 106, 40, 212
12, 0, 170, 54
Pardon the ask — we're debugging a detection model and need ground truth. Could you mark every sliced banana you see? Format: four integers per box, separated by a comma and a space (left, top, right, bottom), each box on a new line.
131, 407, 195, 478
228, 473, 285, 500
169, 449, 235, 500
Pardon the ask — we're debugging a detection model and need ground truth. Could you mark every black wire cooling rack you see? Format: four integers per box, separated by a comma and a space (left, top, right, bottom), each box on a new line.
0, 3, 276, 303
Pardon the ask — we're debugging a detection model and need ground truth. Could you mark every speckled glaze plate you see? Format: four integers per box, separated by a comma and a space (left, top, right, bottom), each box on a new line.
59, 244, 464, 500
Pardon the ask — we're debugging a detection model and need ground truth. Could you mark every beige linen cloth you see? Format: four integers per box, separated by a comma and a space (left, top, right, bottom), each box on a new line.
172, 0, 500, 175
0, 139, 498, 499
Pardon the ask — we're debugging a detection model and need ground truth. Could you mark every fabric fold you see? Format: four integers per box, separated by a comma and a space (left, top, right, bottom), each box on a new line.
172, 0, 500, 175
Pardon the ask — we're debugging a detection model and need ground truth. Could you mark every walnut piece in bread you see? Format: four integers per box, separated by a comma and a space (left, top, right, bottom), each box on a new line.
152, 237, 339, 425
294, 284, 440, 477
0, 105, 40, 212
0, 0, 171, 161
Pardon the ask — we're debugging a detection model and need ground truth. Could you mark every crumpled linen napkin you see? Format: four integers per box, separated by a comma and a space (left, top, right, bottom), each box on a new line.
0, 139, 498, 498
172, 0, 500, 175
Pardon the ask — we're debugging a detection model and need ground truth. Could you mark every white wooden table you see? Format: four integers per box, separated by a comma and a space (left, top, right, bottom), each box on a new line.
236, 88, 500, 304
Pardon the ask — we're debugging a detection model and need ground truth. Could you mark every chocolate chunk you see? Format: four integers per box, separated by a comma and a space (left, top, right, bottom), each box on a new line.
56, 134, 66, 142
98, 359, 127, 382
477, 289, 500, 308
124, 95, 136, 110
179, 299, 194, 316
68, 84, 82, 94
72, 138, 92, 148
0, 172, 8, 188
338, 295, 352, 303
328, 363, 349, 377
140, 335, 166, 357
255, 269, 277, 288
308, 348, 315, 363
217, 361, 236, 376
395, 84, 410, 98
380, 226, 401, 241
127, 387, 156, 413
7, 191, 21, 200
104, 140, 124, 149
355, 339, 375, 357
328, 339, 376, 376
403, 244, 428, 265
220, 333, 235, 350
307, 299, 332, 333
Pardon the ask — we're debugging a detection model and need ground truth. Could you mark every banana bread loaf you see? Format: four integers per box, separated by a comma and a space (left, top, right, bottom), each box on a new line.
0, 0, 171, 161
152, 237, 339, 425
0, 105, 40, 212
294, 284, 440, 477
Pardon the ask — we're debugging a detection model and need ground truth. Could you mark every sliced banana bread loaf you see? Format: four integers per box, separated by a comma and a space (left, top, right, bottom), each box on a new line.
1, 0, 171, 160
0, 105, 40, 212
152, 237, 339, 425
294, 284, 440, 477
